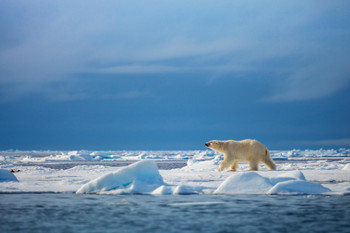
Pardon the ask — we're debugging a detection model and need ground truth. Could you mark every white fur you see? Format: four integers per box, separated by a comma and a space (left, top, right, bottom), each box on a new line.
205, 139, 276, 172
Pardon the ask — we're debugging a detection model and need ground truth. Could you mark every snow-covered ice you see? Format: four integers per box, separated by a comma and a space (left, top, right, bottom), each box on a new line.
267, 180, 331, 195
0, 169, 19, 182
0, 149, 349, 195
214, 172, 273, 194
212, 171, 330, 195
76, 160, 164, 194
343, 163, 350, 170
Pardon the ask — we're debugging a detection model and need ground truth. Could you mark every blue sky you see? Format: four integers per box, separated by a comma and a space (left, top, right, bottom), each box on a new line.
1, 1, 350, 150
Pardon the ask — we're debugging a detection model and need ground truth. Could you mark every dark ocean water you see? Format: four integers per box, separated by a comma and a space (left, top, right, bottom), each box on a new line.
1, 193, 349, 233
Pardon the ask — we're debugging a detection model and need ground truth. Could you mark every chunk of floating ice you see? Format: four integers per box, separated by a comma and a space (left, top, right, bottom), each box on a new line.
270, 170, 306, 185
67, 151, 94, 160
0, 169, 19, 182
76, 160, 164, 194
173, 185, 197, 195
342, 164, 350, 170
182, 156, 221, 172
214, 171, 331, 195
152, 185, 197, 195
267, 180, 331, 195
168, 201, 225, 206
152, 185, 173, 195
214, 172, 273, 194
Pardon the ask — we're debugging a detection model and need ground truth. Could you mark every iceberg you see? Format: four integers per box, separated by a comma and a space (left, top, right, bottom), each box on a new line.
0, 169, 19, 182
67, 151, 94, 161
342, 164, 350, 170
151, 185, 174, 195
214, 171, 331, 195
270, 170, 306, 185
76, 160, 164, 194
267, 180, 331, 195
214, 172, 273, 194
152, 185, 197, 195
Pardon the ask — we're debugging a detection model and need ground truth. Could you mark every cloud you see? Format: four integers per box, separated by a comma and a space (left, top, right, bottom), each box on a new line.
46, 90, 151, 102
91, 65, 186, 74
1, 1, 350, 102
99, 90, 151, 100
262, 51, 350, 102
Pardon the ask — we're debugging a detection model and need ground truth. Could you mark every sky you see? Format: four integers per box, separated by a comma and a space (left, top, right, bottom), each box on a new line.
1, 0, 350, 150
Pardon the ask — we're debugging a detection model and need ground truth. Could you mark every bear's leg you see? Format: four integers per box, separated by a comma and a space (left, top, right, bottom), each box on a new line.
229, 160, 238, 171
263, 149, 277, 170
218, 159, 231, 172
249, 160, 259, 171
263, 157, 277, 170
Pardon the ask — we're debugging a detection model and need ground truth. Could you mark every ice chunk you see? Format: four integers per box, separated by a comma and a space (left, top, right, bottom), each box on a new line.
267, 180, 331, 195
76, 160, 164, 194
342, 164, 350, 170
67, 151, 94, 160
279, 170, 306, 180
173, 185, 197, 195
213, 170, 331, 195
152, 185, 197, 195
183, 155, 222, 172
0, 169, 19, 182
270, 170, 306, 185
214, 172, 273, 194
152, 185, 174, 195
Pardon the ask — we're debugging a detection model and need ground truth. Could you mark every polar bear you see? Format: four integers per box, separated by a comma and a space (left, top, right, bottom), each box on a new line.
205, 139, 276, 172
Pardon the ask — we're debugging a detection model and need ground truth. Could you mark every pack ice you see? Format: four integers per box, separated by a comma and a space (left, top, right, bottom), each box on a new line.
1, 149, 349, 195
76, 160, 333, 195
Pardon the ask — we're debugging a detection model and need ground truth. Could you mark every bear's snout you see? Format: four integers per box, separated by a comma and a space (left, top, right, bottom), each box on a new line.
205, 142, 210, 147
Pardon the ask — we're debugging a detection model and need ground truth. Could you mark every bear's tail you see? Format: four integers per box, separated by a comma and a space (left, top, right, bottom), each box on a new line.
264, 148, 276, 170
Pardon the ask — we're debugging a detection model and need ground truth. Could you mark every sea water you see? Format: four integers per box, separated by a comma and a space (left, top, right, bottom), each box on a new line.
1, 150, 350, 232
1, 193, 349, 233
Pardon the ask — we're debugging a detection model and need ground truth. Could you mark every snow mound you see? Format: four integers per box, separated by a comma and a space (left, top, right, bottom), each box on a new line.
214, 171, 331, 195
0, 169, 19, 182
76, 160, 164, 194
214, 172, 273, 194
342, 164, 350, 170
267, 180, 331, 195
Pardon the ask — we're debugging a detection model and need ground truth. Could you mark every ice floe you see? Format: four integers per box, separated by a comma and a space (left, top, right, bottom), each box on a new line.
76, 160, 164, 194
1, 149, 350, 195
267, 180, 331, 195
214, 172, 273, 194
342, 164, 350, 170
152, 185, 197, 195
214, 171, 330, 195
75, 161, 339, 195
1, 148, 348, 163
0, 169, 19, 182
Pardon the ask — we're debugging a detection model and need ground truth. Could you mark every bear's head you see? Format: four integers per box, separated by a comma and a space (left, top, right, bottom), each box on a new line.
205, 140, 225, 152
